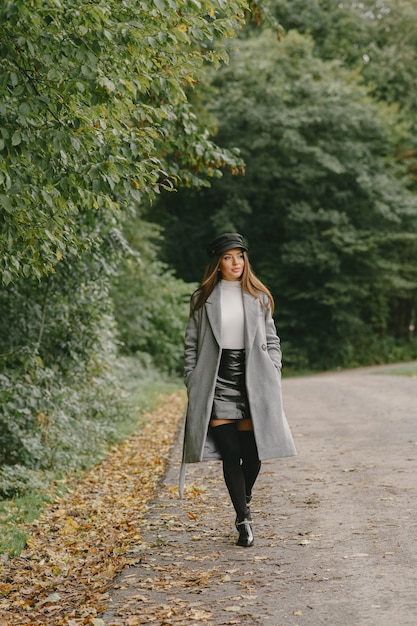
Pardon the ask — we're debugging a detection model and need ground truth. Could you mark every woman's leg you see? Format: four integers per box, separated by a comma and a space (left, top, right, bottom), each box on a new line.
237, 426, 261, 501
210, 421, 248, 520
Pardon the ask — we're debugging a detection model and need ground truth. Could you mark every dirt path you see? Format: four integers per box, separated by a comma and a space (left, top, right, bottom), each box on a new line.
101, 366, 417, 626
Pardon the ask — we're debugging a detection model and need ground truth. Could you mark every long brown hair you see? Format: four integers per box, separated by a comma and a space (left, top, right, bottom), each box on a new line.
190, 250, 274, 314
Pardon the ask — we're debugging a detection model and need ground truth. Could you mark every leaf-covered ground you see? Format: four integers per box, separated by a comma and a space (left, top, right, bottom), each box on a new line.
0, 392, 186, 626
2, 368, 417, 626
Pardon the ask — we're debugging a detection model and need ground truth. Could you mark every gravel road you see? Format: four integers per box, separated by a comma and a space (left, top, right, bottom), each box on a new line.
102, 365, 417, 626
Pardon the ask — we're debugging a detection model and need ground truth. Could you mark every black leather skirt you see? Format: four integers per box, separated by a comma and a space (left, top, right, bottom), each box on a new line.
211, 349, 251, 420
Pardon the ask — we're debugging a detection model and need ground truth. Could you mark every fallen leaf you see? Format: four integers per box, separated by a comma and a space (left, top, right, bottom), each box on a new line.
36, 592, 61, 607
189, 609, 213, 619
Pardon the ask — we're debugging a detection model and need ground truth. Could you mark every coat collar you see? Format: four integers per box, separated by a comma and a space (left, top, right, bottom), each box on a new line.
205, 282, 260, 350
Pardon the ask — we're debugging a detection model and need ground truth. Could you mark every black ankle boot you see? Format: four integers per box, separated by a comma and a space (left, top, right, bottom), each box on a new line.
236, 517, 254, 547
235, 495, 253, 530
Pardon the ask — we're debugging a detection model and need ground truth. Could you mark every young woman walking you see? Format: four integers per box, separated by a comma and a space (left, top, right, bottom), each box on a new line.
180, 233, 296, 547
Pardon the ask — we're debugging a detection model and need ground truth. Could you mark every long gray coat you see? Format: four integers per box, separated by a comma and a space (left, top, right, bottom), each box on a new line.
179, 283, 296, 496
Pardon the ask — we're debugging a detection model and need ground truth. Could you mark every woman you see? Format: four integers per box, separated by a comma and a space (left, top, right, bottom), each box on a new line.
180, 233, 296, 547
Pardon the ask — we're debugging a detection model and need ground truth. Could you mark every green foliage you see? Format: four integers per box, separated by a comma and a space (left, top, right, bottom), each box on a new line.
271, 0, 417, 109
0, 0, 248, 284
0, 0, 249, 497
269, 0, 417, 187
152, 29, 417, 370
0, 249, 122, 481
0, 345, 124, 494
111, 221, 195, 375
270, 0, 372, 65
0, 465, 52, 501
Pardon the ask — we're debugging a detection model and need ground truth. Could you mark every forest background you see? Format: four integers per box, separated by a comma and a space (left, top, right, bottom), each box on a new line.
1, 0, 416, 550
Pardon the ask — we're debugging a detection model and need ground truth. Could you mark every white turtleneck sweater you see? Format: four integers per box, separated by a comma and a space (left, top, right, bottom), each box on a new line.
220, 279, 245, 349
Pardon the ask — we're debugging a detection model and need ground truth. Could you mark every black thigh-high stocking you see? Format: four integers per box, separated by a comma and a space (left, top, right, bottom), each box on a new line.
238, 430, 261, 501
211, 423, 248, 520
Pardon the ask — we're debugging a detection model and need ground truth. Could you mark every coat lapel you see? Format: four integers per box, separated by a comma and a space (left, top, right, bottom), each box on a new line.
205, 283, 222, 346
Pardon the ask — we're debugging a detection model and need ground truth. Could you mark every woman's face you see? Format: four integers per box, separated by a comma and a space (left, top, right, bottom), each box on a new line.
219, 248, 245, 281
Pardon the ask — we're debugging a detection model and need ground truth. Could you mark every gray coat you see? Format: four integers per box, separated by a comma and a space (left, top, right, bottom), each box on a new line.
179, 283, 296, 496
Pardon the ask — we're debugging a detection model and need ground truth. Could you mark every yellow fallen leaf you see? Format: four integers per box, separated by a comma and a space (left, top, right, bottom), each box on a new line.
61, 517, 79, 534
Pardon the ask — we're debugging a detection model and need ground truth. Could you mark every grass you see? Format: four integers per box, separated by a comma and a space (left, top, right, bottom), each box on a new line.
0, 354, 182, 557
378, 361, 417, 377
0, 490, 53, 556
111, 354, 182, 439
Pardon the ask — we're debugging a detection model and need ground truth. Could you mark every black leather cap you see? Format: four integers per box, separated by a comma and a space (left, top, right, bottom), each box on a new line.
206, 232, 248, 257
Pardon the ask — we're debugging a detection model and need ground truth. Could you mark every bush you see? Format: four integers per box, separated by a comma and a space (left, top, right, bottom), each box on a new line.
0, 268, 127, 498
111, 221, 196, 376
0, 358, 126, 498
